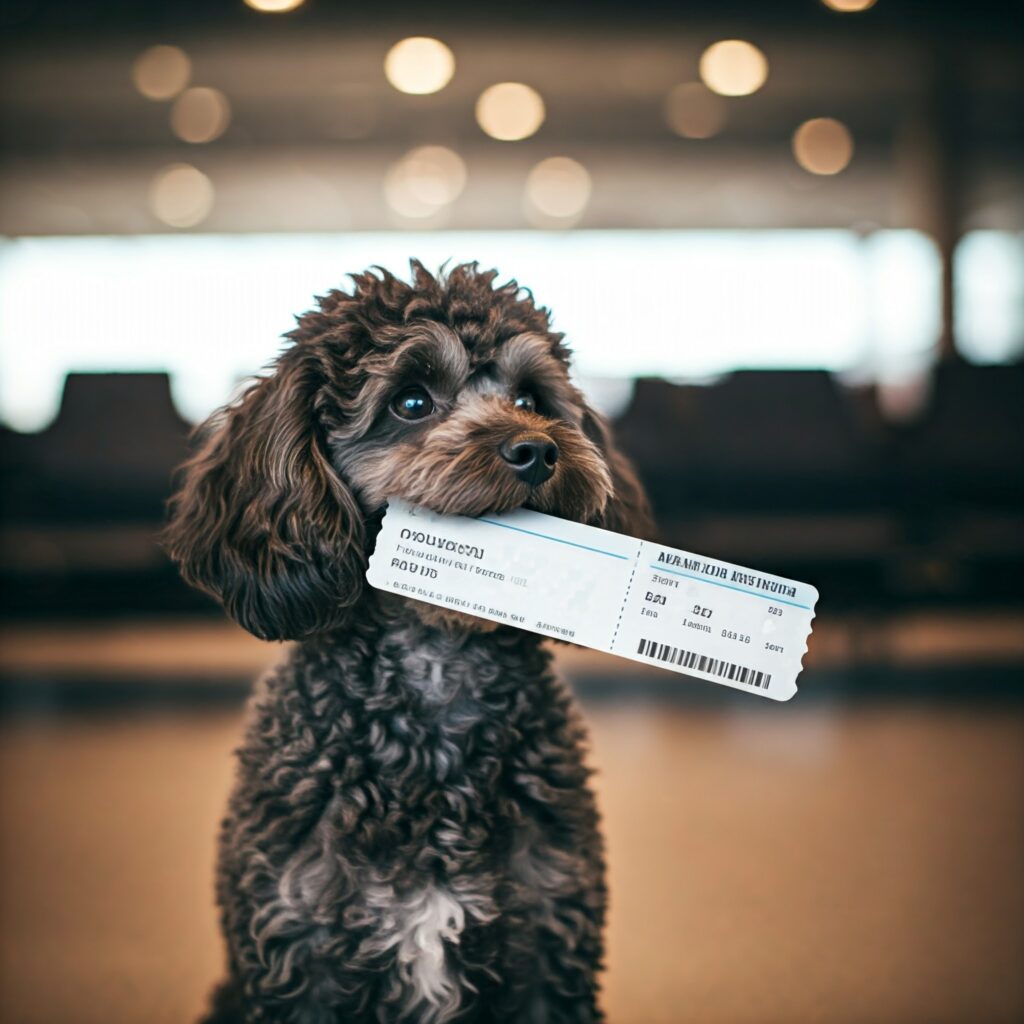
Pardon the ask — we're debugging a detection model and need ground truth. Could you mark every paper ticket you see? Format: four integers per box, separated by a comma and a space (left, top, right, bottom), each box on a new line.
366, 499, 818, 701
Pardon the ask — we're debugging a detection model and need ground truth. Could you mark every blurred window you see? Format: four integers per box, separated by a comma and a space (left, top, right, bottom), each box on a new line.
0, 231, 940, 431
954, 231, 1024, 365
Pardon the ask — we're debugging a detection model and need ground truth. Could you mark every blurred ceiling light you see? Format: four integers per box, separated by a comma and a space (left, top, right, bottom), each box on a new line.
664, 82, 728, 139
792, 117, 854, 175
132, 45, 191, 101
476, 83, 545, 141
525, 157, 591, 221
149, 164, 215, 228
170, 87, 231, 144
699, 40, 768, 97
243, 0, 305, 11
821, 0, 877, 10
384, 145, 467, 218
384, 37, 455, 95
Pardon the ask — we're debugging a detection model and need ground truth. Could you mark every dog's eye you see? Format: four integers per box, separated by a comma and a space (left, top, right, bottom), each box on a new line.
513, 392, 537, 413
391, 387, 434, 421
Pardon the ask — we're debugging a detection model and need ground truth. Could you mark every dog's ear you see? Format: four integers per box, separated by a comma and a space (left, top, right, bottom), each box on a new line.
164, 346, 364, 641
582, 404, 656, 541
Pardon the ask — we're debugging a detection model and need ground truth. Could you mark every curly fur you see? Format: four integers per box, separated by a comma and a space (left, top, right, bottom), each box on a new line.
165, 262, 653, 1023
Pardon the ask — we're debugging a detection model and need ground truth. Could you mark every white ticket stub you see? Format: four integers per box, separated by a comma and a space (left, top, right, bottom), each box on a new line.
367, 499, 818, 701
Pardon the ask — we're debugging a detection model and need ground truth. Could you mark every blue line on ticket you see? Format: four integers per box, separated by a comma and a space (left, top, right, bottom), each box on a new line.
366, 499, 818, 701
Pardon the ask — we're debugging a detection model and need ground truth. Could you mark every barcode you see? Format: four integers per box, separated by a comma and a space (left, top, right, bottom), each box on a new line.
637, 638, 771, 689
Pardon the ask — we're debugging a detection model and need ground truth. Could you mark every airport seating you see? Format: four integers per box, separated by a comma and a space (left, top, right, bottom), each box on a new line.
615, 371, 884, 519
3, 372, 192, 524
2, 363, 1021, 615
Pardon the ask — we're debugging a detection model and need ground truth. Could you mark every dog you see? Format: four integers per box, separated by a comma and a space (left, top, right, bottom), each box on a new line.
165, 261, 652, 1023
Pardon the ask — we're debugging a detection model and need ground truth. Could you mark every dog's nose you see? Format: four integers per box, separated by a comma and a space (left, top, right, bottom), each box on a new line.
499, 433, 558, 487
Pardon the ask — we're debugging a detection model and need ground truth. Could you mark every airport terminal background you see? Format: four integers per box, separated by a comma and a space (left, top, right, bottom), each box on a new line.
1, 1, 1022, 1022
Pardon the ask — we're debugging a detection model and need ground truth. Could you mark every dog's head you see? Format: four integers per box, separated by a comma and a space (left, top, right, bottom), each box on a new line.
165, 262, 652, 640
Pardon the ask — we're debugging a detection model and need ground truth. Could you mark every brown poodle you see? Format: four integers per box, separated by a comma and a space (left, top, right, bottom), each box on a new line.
165, 261, 652, 1023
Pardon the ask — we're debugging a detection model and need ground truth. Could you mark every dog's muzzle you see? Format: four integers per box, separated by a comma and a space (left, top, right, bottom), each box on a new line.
499, 432, 558, 487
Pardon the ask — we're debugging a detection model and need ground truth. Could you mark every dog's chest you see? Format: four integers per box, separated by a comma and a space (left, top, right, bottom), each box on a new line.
400, 645, 470, 708
250, 628, 566, 1019
389, 626, 487, 710
364, 632, 511, 824
306, 623, 525, 849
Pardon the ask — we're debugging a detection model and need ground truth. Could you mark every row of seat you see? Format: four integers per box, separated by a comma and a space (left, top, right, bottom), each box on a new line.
614, 365, 1024, 518
1, 373, 192, 523
0, 364, 1021, 615
2, 363, 1021, 524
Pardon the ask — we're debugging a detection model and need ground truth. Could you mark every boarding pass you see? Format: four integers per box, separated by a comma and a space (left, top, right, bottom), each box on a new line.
367, 499, 818, 701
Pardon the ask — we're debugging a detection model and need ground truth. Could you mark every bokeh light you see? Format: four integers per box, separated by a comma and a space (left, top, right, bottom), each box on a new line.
384, 145, 467, 219
821, 0, 877, 11
525, 157, 591, 221
699, 40, 769, 97
243, 0, 305, 11
383, 37, 455, 95
475, 83, 545, 141
132, 45, 191, 101
664, 82, 728, 139
792, 117, 854, 175
170, 87, 231, 144
149, 164, 215, 228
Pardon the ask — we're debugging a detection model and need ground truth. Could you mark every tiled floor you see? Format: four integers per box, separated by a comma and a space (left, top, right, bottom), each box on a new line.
1, 702, 1022, 1023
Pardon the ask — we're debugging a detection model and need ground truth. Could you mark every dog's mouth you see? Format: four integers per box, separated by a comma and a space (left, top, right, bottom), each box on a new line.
366, 428, 614, 527
385, 481, 550, 521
